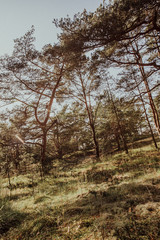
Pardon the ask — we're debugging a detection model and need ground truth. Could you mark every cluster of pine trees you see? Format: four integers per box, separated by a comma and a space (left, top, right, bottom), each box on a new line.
0, 0, 160, 176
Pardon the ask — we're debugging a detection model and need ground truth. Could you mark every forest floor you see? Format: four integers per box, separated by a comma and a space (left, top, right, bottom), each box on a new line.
0, 139, 160, 239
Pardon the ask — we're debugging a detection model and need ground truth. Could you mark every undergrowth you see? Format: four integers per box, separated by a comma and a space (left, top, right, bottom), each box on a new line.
0, 142, 160, 239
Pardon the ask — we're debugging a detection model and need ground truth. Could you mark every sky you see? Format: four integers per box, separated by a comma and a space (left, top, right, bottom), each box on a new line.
0, 0, 103, 55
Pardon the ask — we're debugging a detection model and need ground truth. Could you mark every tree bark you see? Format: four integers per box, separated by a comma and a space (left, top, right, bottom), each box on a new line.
138, 64, 160, 136
115, 133, 121, 151
132, 42, 160, 137
136, 78, 158, 149
79, 73, 100, 159
107, 80, 129, 154
40, 127, 47, 176
90, 123, 100, 158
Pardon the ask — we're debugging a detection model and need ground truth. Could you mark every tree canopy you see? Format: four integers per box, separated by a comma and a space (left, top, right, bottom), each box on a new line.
0, 0, 160, 175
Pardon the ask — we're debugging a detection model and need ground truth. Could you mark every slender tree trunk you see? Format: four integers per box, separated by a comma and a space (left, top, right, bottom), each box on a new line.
90, 123, 100, 158
119, 129, 128, 154
107, 81, 129, 154
115, 133, 121, 151
7, 170, 11, 187
144, 108, 158, 149
40, 127, 47, 175
80, 74, 100, 159
56, 121, 63, 159
136, 80, 158, 149
58, 148, 63, 159
112, 101, 128, 154
6, 153, 11, 187
14, 144, 20, 170
133, 42, 160, 136
139, 64, 160, 136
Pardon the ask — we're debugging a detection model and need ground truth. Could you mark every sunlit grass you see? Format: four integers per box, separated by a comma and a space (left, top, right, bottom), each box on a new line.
1, 139, 160, 239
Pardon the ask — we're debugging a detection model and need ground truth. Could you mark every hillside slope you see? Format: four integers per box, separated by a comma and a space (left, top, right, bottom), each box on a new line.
0, 143, 160, 239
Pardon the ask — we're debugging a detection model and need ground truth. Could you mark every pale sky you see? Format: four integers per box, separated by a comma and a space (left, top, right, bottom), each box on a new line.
0, 0, 103, 55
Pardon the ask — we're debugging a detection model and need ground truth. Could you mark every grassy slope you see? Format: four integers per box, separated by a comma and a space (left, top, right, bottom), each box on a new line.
0, 142, 160, 239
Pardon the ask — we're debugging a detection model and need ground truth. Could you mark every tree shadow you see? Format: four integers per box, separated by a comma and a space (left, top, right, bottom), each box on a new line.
0, 198, 27, 235
63, 182, 160, 221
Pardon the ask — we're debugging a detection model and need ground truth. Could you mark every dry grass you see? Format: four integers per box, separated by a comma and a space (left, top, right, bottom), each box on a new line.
0, 141, 160, 239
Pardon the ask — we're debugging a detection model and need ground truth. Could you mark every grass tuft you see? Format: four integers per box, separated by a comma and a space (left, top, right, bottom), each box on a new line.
0, 198, 26, 235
